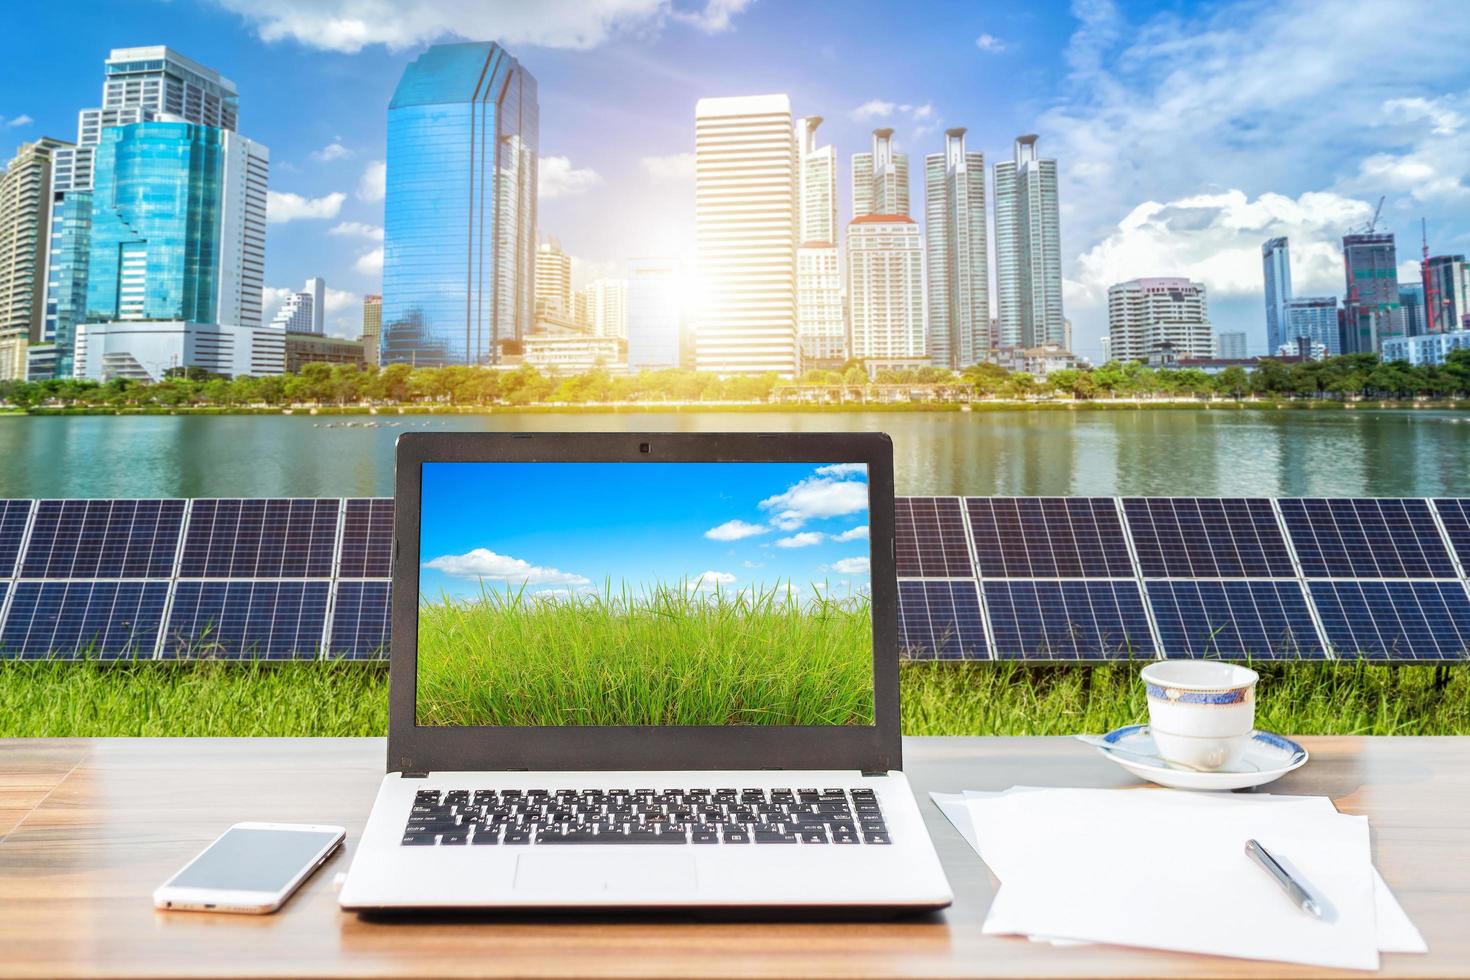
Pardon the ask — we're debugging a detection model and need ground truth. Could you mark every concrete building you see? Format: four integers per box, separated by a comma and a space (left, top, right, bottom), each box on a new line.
583, 278, 627, 339
1381, 329, 1470, 366
0, 330, 26, 380
284, 331, 365, 373
1424, 255, 1469, 335
1100, 335, 1112, 362
534, 236, 573, 320
1277, 337, 1328, 360
270, 277, 325, 334
795, 117, 843, 365
521, 334, 624, 375
626, 257, 681, 371
361, 294, 381, 368
73, 320, 284, 380
1284, 296, 1340, 356
1341, 233, 1401, 353
994, 135, 1064, 349
1216, 331, 1248, 359
847, 215, 924, 364
0, 138, 70, 380
1107, 277, 1215, 362
992, 343, 1083, 380
924, 128, 987, 369
1261, 237, 1292, 355
382, 43, 537, 366
693, 94, 798, 377
852, 128, 909, 218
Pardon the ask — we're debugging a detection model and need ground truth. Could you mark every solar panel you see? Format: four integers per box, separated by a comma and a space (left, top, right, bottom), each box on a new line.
897, 580, 986, 660
1148, 580, 1324, 659
967, 498, 1134, 579
894, 497, 972, 578
1309, 581, 1470, 660
1280, 498, 1456, 579
179, 499, 338, 579
0, 581, 168, 659
984, 580, 1155, 660
338, 499, 394, 578
328, 581, 391, 659
0, 500, 31, 578
162, 581, 330, 660
1432, 499, 1470, 572
19, 500, 184, 579
1124, 498, 1295, 578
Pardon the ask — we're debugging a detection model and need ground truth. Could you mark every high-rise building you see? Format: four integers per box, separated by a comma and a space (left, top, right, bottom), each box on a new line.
585, 278, 627, 339
1261, 237, 1292, 355
1284, 296, 1340, 356
693, 94, 798, 377
1216, 330, 1248, 359
271, 277, 326, 334
1424, 255, 1469, 335
795, 117, 842, 365
924, 128, 987, 369
361, 293, 381, 368
1341, 233, 1401, 354
1107, 277, 1215, 362
994, 135, 1064, 349
626, 257, 681, 370
0, 138, 70, 379
382, 43, 538, 366
847, 215, 924, 364
1398, 283, 1425, 338
534, 236, 573, 320
83, 120, 268, 329
851, 128, 908, 218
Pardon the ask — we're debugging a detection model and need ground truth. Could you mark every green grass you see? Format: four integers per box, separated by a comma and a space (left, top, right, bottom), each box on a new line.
416, 585, 875, 727
1, 659, 1465, 738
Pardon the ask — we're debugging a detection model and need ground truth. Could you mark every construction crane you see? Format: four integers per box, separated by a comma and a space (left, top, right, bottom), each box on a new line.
1422, 218, 1443, 334
1360, 195, 1386, 235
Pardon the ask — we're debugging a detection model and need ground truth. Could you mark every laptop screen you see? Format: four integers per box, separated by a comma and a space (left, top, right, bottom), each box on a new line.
415, 460, 876, 728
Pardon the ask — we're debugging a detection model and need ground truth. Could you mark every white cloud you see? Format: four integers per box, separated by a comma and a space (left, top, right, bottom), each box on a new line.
1345, 94, 1470, 204
329, 221, 385, 240
0, 114, 34, 128
423, 548, 590, 586
310, 141, 352, 163
851, 99, 896, 120
741, 560, 763, 568
705, 519, 767, 541
815, 463, 867, 478
835, 525, 869, 542
356, 161, 386, 203
260, 286, 294, 325
324, 286, 358, 313
829, 557, 871, 575
974, 33, 1006, 53
354, 247, 384, 275
641, 152, 696, 181
212, 0, 752, 53
776, 532, 824, 549
540, 155, 603, 200
686, 570, 737, 591
266, 190, 346, 223
760, 476, 869, 531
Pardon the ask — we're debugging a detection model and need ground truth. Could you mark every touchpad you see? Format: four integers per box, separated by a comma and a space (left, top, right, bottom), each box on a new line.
513, 851, 697, 895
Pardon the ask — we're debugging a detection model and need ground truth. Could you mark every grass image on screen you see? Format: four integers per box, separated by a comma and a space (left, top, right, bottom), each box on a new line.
415, 461, 876, 727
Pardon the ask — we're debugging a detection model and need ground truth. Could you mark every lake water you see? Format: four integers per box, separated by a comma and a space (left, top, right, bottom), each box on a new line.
2, 408, 1468, 499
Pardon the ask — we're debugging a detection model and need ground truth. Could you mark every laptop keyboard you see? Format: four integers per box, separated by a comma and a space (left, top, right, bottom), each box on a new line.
401, 787, 890, 846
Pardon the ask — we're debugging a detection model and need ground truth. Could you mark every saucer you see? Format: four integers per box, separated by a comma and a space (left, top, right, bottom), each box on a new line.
1086, 725, 1308, 791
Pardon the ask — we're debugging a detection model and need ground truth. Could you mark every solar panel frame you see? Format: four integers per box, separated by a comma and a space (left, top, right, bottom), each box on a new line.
1147, 579, 1325, 660
1309, 580, 1470, 661
19, 499, 185, 579
162, 580, 331, 660
1431, 498, 1470, 576
896, 579, 987, 660
328, 580, 391, 659
1123, 497, 1296, 579
894, 497, 973, 578
984, 579, 1156, 660
0, 580, 168, 660
0, 500, 32, 579
967, 497, 1135, 579
178, 499, 339, 580
1280, 498, 1457, 579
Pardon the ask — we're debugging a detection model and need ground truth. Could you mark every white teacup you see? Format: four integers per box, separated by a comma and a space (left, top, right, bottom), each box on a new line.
1140, 661, 1258, 771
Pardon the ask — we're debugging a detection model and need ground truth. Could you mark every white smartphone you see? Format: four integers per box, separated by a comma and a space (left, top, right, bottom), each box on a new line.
153, 822, 346, 914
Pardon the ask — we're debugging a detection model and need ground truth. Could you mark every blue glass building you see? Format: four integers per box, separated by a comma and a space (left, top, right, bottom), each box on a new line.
382, 43, 539, 366
45, 191, 92, 377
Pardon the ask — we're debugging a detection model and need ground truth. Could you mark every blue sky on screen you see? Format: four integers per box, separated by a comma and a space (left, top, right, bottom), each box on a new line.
418, 462, 871, 602
4, 1, 1468, 358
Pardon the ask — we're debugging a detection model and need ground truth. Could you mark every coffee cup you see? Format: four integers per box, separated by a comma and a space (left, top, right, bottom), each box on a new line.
1139, 661, 1258, 771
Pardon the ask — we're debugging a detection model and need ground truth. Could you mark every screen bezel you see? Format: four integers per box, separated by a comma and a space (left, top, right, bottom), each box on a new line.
388, 431, 901, 775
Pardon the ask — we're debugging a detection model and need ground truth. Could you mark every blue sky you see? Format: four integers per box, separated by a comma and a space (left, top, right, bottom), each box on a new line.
418, 461, 871, 602
4, 0, 1469, 358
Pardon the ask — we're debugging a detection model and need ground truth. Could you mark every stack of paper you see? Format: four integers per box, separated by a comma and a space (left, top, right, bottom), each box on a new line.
932, 787, 1426, 971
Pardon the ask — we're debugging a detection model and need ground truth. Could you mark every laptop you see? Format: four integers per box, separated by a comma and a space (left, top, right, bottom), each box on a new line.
338, 431, 953, 912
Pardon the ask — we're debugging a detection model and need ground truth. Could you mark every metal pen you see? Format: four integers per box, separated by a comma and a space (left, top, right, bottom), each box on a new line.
1245, 838, 1324, 919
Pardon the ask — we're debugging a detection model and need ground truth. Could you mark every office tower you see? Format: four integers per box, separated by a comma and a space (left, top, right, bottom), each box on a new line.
847, 215, 924, 363
534, 236, 573, 320
1216, 331, 1248, 359
1284, 296, 1340, 356
1100, 335, 1112, 362
626, 257, 681, 370
271, 277, 326, 334
994, 134, 1064, 349
84, 120, 268, 328
1424, 255, 1469, 335
795, 116, 842, 364
1107, 277, 1215, 362
585, 278, 627, 338
1261, 237, 1292, 355
1398, 284, 1425, 337
0, 138, 70, 380
693, 94, 798, 377
382, 43, 538, 366
574, 289, 589, 330
851, 128, 908, 218
1341, 233, 1400, 353
362, 294, 381, 367
924, 128, 987, 369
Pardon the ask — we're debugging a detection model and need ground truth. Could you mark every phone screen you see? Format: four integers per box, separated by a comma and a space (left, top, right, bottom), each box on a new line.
169, 827, 339, 893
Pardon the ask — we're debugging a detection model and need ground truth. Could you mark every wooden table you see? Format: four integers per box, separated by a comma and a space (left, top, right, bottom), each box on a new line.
1, 736, 1465, 978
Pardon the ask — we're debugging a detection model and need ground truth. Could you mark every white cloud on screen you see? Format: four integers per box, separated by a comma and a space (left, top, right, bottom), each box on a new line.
835, 525, 869, 541
423, 548, 591, 586
775, 532, 823, 548
828, 557, 871, 575
760, 474, 868, 531
705, 519, 766, 541
686, 570, 737, 591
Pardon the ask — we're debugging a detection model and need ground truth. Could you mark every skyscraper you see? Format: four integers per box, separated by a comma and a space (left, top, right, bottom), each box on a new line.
534, 236, 573, 320
362, 293, 381, 368
271, 277, 326, 334
994, 135, 1064, 350
1216, 331, 1248, 359
851, 128, 908, 218
0, 138, 70, 380
1424, 255, 1469, 335
584, 278, 627, 339
847, 215, 924, 364
1341, 233, 1400, 354
1398, 283, 1425, 338
1261, 237, 1292, 355
795, 116, 842, 364
382, 43, 538, 366
924, 128, 988, 369
1284, 296, 1340, 356
693, 94, 798, 377
626, 257, 681, 370
1107, 277, 1215, 362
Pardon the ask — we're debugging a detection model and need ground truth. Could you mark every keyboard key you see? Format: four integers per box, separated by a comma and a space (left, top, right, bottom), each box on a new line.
754, 830, 797, 844
864, 831, 892, 845
401, 834, 437, 846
